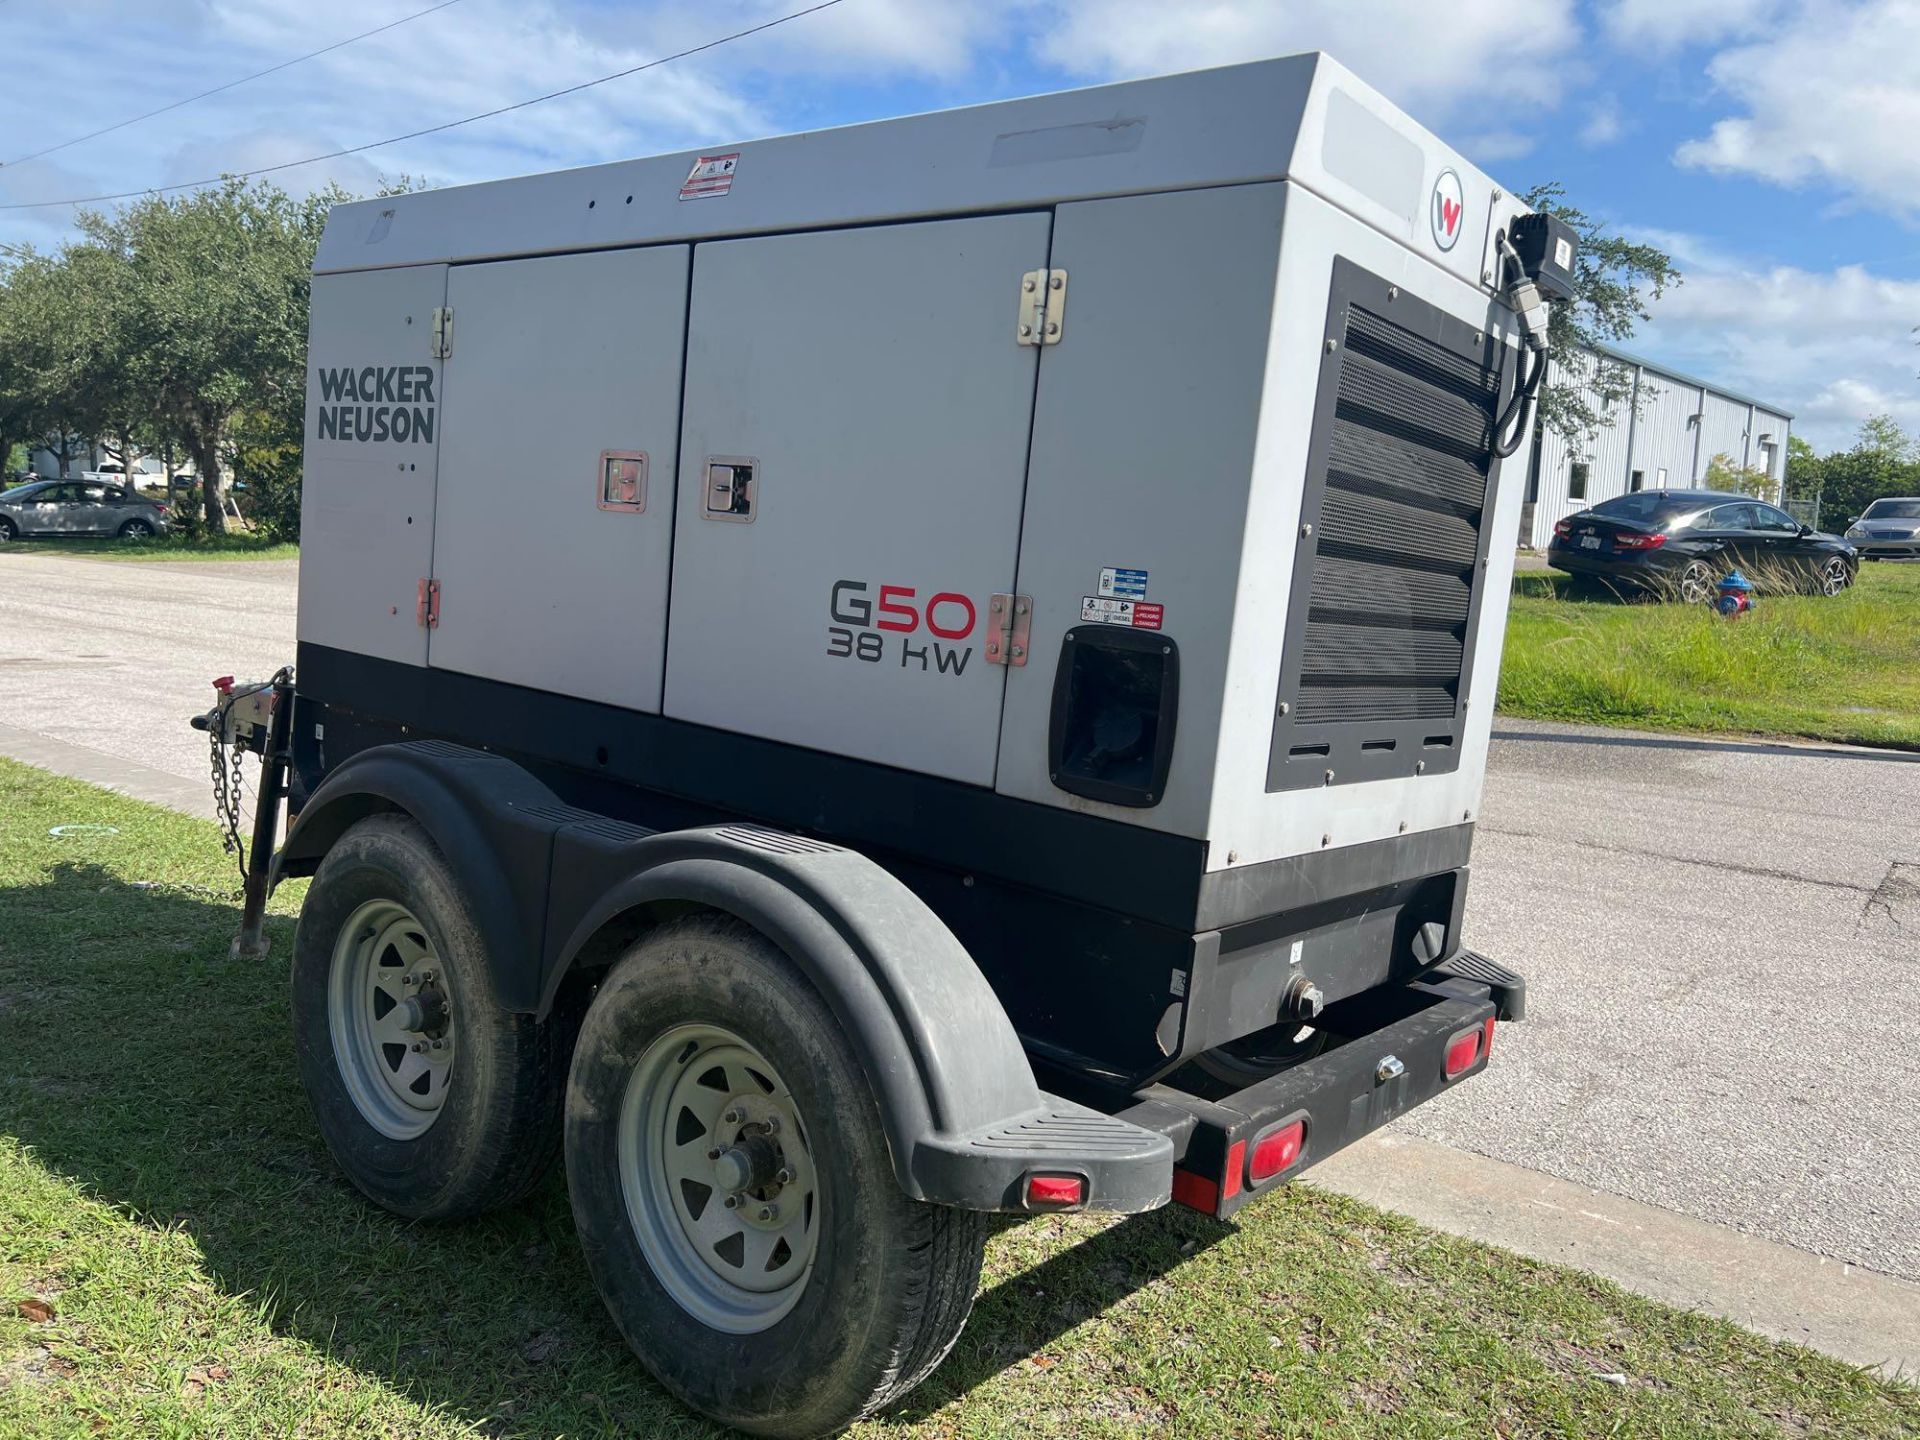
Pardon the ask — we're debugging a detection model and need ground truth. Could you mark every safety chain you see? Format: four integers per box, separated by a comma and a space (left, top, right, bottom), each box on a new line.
209, 708, 250, 886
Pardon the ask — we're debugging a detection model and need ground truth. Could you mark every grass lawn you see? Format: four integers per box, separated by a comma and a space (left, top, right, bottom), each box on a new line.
1500, 561, 1920, 750
0, 533, 297, 562
2, 761, 1916, 1438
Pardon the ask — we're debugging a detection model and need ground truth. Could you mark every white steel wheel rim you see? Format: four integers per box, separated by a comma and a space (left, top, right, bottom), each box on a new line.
618, 1023, 820, 1334
326, 898, 455, 1140
1822, 558, 1849, 595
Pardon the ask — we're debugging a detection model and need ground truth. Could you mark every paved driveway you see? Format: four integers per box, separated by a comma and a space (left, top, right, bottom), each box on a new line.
1415, 721, 1920, 1281
1, 549, 1915, 1280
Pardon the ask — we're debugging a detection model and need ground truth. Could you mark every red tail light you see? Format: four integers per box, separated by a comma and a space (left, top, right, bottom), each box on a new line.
1444, 1026, 1484, 1080
1023, 1173, 1086, 1210
1248, 1119, 1305, 1183
153, 502, 169, 513
1553, 519, 1572, 539
1613, 532, 1667, 550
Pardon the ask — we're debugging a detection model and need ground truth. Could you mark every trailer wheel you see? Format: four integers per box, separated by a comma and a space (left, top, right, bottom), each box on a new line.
565, 915, 987, 1438
1180, 1022, 1328, 1100
290, 813, 565, 1219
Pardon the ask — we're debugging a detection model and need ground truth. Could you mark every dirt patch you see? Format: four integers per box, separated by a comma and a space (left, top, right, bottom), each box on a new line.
1861, 862, 1919, 943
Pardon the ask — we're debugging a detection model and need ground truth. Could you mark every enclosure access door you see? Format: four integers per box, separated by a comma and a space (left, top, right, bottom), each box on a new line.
664, 214, 1051, 786
297, 264, 447, 667
428, 246, 689, 711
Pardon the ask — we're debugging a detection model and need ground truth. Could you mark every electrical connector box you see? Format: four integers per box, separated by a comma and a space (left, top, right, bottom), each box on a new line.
1506, 212, 1580, 304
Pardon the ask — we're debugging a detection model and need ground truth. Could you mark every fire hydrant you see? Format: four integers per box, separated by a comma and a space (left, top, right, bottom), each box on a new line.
1715, 570, 1753, 616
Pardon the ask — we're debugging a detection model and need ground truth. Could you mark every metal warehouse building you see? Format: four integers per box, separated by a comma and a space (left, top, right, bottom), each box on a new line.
1520, 344, 1793, 548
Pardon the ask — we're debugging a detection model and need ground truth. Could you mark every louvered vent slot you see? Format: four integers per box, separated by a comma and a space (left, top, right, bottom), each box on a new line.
1296, 306, 1495, 726
1269, 264, 1504, 792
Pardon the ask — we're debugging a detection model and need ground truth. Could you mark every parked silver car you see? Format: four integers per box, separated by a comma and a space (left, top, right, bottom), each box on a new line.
0, 480, 171, 541
1844, 497, 1920, 560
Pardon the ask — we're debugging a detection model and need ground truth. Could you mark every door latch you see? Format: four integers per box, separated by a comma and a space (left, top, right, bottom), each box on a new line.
1016, 269, 1066, 346
702, 457, 757, 522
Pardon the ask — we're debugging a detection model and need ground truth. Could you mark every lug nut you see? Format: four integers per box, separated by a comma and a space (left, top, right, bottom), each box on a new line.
775, 1167, 794, 1186
758, 1206, 777, 1222
707, 1147, 722, 1161
724, 1195, 739, 1209
410, 1041, 426, 1053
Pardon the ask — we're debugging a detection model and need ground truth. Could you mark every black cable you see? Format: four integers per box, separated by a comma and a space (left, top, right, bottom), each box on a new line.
1, 0, 850, 211
1492, 345, 1545, 460
1, 0, 473, 171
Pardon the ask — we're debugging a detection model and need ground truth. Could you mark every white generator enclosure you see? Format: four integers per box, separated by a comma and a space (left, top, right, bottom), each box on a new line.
298, 52, 1538, 880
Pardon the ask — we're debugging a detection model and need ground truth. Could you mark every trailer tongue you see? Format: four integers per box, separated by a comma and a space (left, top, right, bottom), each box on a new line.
197, 51, 1569, 1437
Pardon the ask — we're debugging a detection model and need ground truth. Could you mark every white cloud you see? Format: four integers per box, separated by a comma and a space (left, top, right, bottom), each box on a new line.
1601, 0, 1781, 50
1673, 0, 1920, 220
1579, 96, 1624, 148
1628, 232, 1920, 448
1030, 0, 1582, 118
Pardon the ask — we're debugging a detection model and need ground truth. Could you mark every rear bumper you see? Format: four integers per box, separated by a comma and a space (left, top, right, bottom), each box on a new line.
956, 954, 1521, 1218
1545, 544, 1673, 585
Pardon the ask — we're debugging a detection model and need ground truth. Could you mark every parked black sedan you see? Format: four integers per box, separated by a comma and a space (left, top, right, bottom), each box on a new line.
1548, 490, 1857, 601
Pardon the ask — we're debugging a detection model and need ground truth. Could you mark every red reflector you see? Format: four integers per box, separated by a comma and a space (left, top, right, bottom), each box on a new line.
1481, 1016, 1497, 1061
1024, 1173, 1085, 1209
1444, 1029, 1482, 1079
1249, 1120, 1304, 1183
1171, 1167, 1219, 1214
1221, 1140, 1246, 1201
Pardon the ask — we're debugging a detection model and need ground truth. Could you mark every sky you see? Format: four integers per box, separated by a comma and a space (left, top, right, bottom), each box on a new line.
2, 0, 1918, 452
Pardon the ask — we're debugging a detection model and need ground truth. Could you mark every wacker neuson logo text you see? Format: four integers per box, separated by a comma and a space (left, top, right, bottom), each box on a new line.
315, 366, 437, 443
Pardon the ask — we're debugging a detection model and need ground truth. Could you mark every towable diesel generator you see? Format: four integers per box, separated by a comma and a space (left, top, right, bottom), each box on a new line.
198, 53, 1571, 1436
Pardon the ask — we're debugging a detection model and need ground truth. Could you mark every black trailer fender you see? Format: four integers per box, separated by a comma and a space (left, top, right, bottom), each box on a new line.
274, 741, 564, 1011
279, 741, 1169, 1209
544, 824, 1166, 1207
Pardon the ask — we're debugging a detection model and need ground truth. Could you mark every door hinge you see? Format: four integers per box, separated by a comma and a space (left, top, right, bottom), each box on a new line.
1016, 269, 1067, 346
430, 306, 453, 359
983, 593, 1032, 665
416, 577, 441, 629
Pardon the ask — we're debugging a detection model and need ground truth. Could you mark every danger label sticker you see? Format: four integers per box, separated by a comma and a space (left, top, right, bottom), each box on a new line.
679, 153, 739, 201
1098, 566, 1149, 599
1081, 596, 1164, 630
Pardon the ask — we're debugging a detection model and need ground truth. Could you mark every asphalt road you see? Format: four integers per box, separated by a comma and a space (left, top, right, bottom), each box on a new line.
1, 549, 1915, 1282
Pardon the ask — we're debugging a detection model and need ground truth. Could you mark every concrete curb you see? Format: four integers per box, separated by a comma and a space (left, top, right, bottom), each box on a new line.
0, 720, 216, 820
1310, 1131, 1920, 1377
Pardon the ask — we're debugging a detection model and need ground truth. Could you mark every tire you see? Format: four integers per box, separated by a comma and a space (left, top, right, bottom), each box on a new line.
290, 813, 567, 1219
1816, 555, 1852, 596
118, 518, 154, 540
1677, 560, 1716, 606
0, 517, 15, 542
1178, 1022, 1327, 1101
565, 915, 987, 1438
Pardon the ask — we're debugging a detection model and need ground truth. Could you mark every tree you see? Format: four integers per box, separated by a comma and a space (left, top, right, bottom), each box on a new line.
0, 248, 124, 477
1520, 183, 1682, 454
1783, 434, 1824, 504
73, 178, 343, 533
1815, 415, 1920, 525
1702, 452, 1773, 499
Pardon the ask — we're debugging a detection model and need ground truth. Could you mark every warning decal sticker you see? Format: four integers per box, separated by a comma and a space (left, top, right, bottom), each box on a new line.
1081, 596, 1164, 630
1097, 566, 1149, 599
679, 153, 739, 201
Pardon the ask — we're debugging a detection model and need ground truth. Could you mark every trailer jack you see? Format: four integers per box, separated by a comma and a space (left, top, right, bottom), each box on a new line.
191, 668, 295, 959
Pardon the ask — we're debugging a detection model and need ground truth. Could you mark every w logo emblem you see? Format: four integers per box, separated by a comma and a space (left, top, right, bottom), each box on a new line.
1430, 169, 1465, 252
